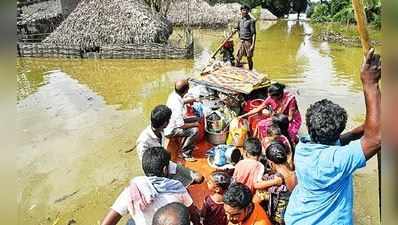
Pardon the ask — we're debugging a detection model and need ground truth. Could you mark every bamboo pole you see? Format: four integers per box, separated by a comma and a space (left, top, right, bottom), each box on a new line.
211, 30, 237, 59
352, 0, 381, 221
352, 0, 371, 56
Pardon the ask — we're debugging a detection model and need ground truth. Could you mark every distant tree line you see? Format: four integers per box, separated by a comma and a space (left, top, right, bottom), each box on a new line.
207, 0, 308, 18
307, 0, 381, 28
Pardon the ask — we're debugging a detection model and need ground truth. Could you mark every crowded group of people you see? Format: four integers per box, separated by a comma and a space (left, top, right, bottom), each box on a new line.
100, 48, 381, 225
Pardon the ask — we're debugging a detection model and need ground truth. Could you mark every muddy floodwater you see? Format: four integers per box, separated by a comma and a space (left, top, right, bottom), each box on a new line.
17, 21, 380, 225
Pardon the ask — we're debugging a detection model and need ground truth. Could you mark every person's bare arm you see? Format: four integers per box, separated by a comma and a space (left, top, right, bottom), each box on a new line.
181, 122, 199, 129
100, 209, 122, 225
253, 177, 282, 190
360, 48, 381, 160
340, 124, 364, 146
238, 102, 267, 119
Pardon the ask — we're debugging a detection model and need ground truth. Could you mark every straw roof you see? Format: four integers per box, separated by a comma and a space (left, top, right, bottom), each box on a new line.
17, 0, 62, 25
167, 0, 241, 27
43, 0, 172, 48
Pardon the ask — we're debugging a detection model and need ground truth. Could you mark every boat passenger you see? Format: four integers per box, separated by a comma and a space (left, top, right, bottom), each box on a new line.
100, 147, 200, 225
233, 138, 265, 194
235, 4, 256, 70
136, 105, 204, 186
224, 183, 272, 225
255, 143, 297, 225
201, 171, 231, 225
152, 202, 190, 225
165, 79, 200, 162
285, 49, 381, 225
260, 124, 293, 170
239, 83, 302, 144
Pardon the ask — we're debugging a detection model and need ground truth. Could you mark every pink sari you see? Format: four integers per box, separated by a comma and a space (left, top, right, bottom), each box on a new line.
263, 91, 302, 143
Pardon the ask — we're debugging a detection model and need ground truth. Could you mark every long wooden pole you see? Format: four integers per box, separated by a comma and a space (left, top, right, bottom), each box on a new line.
352, 0, 381, 221
352, 0, 371, 56
211, 30, 237, 59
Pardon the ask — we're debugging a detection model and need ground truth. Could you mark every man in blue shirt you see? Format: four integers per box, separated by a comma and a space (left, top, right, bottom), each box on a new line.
285, 48, 381, 225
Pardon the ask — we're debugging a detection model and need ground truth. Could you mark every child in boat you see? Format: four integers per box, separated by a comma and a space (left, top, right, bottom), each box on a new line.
261, 124, 293, 170
233, 138, 265, 193
254, 142, 297, 225
201, 171, 231, 225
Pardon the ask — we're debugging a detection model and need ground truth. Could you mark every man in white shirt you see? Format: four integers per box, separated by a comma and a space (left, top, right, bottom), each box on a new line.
100, 147, 200, 225
164, 79, 199, 162
136, 105, 203, 186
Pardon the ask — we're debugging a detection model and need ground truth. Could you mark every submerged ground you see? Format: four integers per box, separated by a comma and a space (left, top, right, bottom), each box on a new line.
17, 21, 380, 225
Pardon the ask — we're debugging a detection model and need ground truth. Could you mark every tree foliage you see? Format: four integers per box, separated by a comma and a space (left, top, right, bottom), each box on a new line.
307, 0, 381, 29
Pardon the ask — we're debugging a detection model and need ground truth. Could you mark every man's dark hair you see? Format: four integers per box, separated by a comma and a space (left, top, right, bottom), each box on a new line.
266, 142, 288, 164
272, 113, 292, 145
268, 83, 286, 96
142, 147, 170, 177
223, 183, 252, 209
244, 137, 262, 157
240, 4, 250, 11
210, 171, 231, 191
152, 202, 190, 225
306, 99, 347, 145
151, 105, 172, 129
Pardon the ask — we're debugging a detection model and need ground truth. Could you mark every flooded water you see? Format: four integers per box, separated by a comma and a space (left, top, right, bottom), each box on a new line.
17, 21, 380, 225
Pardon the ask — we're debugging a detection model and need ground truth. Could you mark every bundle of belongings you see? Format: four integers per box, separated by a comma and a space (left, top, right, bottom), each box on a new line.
198, 63, 271, 94
207, 144, 241, 168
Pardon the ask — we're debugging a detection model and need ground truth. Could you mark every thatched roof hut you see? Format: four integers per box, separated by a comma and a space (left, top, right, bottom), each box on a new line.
43, 0, 172, 48
17, 0, 63, 26
167, 0, 241, 27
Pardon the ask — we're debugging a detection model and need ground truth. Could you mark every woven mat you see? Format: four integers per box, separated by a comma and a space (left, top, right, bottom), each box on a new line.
199, 65, 271, 94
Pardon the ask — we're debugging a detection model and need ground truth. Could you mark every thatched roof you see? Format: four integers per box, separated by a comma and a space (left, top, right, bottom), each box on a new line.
43, 0, 172, 48
167, 0, 241, 27
17, 0, 62, 25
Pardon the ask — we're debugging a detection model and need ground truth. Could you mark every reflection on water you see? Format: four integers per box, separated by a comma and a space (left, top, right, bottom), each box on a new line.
17, 21, 379, 225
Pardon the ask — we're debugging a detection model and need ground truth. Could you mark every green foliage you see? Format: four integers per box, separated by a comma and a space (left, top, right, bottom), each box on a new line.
332, 5, 355, 24
311, 3, 331, 22
261, 0, 290, 17
308, 0, 381, 29
292, 0, 308, 14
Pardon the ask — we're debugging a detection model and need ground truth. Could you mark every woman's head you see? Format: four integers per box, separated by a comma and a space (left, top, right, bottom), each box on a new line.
306, 99, 347, 145
268, 83, 286, 99
266, 142, 288, 166
207, 171, 231, 194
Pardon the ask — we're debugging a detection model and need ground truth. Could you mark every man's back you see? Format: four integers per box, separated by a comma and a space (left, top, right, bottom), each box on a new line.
285, 137, 366, 225
111, 185, 192, 225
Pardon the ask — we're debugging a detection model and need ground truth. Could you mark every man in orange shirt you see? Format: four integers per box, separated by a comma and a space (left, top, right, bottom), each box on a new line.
223, 183, 271, 225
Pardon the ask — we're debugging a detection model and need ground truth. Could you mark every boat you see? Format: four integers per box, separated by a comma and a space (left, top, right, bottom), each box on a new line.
167, 62, 272, 208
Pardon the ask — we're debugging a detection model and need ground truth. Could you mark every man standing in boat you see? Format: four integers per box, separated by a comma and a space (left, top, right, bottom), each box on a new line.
235, 5, 256, 70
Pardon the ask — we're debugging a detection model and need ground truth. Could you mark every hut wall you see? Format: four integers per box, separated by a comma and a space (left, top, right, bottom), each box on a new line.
17, 42, 194, 59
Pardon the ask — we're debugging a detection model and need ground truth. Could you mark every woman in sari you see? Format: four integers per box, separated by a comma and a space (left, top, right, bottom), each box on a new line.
239, 83, 302, 144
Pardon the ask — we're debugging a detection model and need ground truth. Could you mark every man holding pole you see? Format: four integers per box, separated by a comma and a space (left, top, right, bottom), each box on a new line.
235, 5, 256, 70
284, 48, 381, 225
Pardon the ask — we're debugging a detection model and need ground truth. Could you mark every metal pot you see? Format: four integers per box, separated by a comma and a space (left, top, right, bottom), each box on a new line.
205, 127, 228, 145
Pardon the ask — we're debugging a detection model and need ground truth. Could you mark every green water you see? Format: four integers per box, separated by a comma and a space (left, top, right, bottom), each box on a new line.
17, 21, 380, 225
